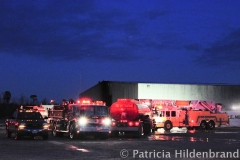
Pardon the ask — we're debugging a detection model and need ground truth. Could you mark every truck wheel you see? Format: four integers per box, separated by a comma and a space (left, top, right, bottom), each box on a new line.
14, 131, 21, 140
200, 121, 207, 130
69, 124, 77, 139
52, 126, 59, 137
208, 120, 215, 129
137, 123, 143, 138
143, 123, 151, 135
6, 129, 12, 138
164, 121, 173, 131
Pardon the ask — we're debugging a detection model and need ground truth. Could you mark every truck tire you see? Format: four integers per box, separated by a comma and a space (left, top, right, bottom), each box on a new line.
52, 125, 59, 137
69, 123, 77, 139
52, 124, 64, 137
208, 120, 215, 129
164, 121, 173, 131
136, 123, 143, 138
6, 129, 11, 138
14, 130, 21, 140
200, 121, 207, 130
143, 123, 151, 135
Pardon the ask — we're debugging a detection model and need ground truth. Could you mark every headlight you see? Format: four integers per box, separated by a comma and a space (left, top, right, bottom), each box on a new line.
19, 123, 26, 129
102, 118, 111, 126
43, 123, 48, 130
78, 117, 87, 126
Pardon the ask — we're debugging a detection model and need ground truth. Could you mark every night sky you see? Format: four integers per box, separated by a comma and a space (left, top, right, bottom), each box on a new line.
1, 0, 240, 103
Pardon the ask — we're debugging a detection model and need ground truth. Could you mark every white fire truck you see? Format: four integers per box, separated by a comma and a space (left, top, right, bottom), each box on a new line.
140, 100, 229, 131
48, 99, 111, 139
20, 105, 53, 119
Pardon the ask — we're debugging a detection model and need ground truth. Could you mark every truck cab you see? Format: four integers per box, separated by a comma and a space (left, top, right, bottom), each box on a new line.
50, 100, 111, 139
5, 108, 49, 140
154, 107, 186, 131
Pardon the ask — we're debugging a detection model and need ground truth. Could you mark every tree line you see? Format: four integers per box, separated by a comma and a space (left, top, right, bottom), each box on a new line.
0, 91, 75, 119
0, 91, 51, 119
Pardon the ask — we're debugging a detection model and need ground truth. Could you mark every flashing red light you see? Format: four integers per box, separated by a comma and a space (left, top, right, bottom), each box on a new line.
135, 122, 140, 126
112, 122, 116, 126
77, 99, 106, 105
128, 122, 133, 126
82, 100, 91, 104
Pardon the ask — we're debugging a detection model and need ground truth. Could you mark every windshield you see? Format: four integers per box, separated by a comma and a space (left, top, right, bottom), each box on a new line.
17, 112, 43, 120
78, 105, 108, 116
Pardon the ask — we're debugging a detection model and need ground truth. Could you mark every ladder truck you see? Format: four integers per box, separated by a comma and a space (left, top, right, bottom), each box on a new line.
152, 100, 229, 131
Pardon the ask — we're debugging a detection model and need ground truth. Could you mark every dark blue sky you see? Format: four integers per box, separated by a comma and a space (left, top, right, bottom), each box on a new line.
1, 0, 240, 103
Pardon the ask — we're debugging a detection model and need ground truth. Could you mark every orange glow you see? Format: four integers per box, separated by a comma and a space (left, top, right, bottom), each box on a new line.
95, 101, 105, 105
188, 130, 196, 134
76, 99, 106, 105
156, 105, 162, 109
82, 100, 91, 104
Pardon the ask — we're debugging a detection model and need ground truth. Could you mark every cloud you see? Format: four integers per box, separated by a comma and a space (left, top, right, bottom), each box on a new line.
184, 43, 202, 51
194, 28, 240, 68
143, 10, 170, 20
0, 1, 178, 62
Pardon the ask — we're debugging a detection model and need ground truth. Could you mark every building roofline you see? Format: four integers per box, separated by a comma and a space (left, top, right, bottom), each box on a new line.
99, 80, 240, 86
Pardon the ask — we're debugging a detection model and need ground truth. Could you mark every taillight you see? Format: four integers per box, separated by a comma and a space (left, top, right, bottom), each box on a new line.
128, 122, 133, 126
128, 121, 139, 126
135, 122, 139, 126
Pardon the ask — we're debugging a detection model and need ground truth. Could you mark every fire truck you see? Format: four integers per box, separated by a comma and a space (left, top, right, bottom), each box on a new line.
48, 99, 111, 139
151, 100, 229, 131
110, 99, 155, 137
20, 105, 50, 119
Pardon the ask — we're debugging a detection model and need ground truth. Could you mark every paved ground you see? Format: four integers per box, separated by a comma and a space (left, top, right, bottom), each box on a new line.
1, 126, 240, 160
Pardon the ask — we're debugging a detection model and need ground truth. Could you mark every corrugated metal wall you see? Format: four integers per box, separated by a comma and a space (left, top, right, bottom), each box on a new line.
138, 83, 240, 110
80, 81, 240, 110
79, 82, 103, 100
80, 81, 138, 106
109, 82, 138, 103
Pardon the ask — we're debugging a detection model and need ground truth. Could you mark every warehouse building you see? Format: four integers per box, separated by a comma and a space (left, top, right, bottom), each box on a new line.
79, 81, 240, 111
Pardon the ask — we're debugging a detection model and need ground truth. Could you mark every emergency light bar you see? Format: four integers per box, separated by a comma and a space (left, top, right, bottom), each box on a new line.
76, 99, 106, 105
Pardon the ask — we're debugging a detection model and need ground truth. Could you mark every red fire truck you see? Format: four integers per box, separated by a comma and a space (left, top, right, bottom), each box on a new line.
110, 99, 155, 137
151, 100, 229, 131
48, 99, 111, 139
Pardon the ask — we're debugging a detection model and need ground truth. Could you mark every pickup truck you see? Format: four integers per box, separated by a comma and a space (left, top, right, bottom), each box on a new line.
5, 110, 49, 140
